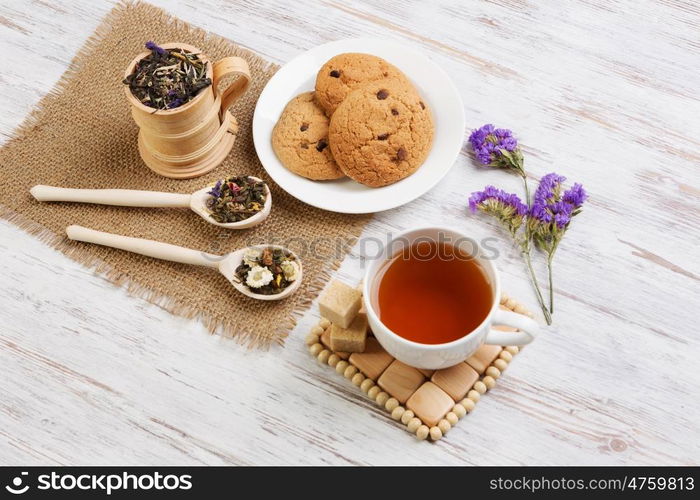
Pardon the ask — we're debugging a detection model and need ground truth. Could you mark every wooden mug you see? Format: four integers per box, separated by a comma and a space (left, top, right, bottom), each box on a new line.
124, 43, 251, 179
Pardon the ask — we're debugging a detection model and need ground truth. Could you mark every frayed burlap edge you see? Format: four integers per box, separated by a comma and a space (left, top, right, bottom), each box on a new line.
0, 0, 367, 349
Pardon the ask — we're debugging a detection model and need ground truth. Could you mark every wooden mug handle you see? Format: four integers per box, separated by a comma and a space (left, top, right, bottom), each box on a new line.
212, 56, 251, 115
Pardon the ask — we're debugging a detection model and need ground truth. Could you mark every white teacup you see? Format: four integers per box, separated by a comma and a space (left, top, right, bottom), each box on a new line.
363, 227, 540, 370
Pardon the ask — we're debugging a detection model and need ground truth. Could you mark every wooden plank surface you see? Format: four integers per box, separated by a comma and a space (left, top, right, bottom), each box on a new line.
1, 0, 698, 464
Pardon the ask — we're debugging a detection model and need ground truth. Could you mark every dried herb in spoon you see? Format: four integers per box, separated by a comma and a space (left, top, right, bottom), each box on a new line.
123, 41, 212, 110
206, 176, 267, 223
234, 247, 300, 295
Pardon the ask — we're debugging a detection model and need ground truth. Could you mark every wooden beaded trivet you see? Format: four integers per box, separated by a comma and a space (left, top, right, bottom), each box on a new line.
305, 293, 533, 441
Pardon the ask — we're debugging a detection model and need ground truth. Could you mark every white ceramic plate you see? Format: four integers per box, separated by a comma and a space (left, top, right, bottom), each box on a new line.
252, 38, 465, 214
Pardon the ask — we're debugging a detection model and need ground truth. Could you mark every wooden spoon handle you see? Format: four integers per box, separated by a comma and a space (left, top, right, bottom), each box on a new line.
31, 185, 191, 208
66, 225, 221, 269
212, 56, 251, 115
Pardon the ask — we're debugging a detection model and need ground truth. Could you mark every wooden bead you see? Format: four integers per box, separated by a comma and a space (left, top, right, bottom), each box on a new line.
467, 390, 481, 403
483, 375, 496, 390
416, 425, 429, 440
352, 372, 365, 386
486, 366, 501, 379
367, 386, 381, 400
376, 391, 390, 407
311, 325, 325, 336
319, 318, 331, 329
305, 332, 319, 346
344, 365, 358, 379
336, 360, 349, 374
513, 304, 527, 315
328, 354, 340, 367
360, 378, 374, 393
460, 398, 476, 412
401, 410, 415, 425
445, 412, 458, 425
438, 419, 451, 434
429, 426, 443, 441
474, 381, 487, 394
505, 346, 519, 355
452, 404, 467, 418
499, 350, 513, 362
407, 417, 422, 433
385, 397, 399, 412
494, 359, 508, 371
317, 349, 330, 364
309, 343, 323, 356
391, 406, 405, 421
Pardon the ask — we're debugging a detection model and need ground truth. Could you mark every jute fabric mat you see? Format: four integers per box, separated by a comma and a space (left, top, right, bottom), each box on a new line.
0, 1, 371, 347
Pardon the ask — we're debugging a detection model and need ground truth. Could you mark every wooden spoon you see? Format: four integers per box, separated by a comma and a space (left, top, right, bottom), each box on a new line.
65, 225, 301, 301
31, 176, 271, 230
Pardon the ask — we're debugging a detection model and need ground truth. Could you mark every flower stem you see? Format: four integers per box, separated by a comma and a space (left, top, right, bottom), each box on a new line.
522, 175, 530, 205
547, 254, 554, 314
523, 248, 552, 325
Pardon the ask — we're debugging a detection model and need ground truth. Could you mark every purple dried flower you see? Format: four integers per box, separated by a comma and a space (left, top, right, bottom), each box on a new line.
469, 186, 528, 215
207, 180, 223, 198
529, 200, 552, 224
167, 98, 184, 109
145, 41, 167, 56
529, 174, 587, 234
533, 172, 566, 205
468, 124, 524, 175
469, 186, 528, 235
562, 183, 588, 208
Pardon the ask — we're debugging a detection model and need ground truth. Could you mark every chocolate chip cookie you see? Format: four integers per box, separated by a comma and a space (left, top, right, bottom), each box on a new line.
315, 53, 412, 116
272, 92, 344, 180
329, 80, 433, 187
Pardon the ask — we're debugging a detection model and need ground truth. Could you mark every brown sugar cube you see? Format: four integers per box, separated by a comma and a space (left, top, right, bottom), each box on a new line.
406, 382, 454, 427
329, 313, 368, 353
377, 360, 425, 404
466, 344, 502, 374
431, 362, 479, 401
320, 328, 349, 359
349, 338, 394, 380
318, 280, 362, 328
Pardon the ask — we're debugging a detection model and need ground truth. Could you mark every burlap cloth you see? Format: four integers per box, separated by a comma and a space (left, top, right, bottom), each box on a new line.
0, 1, 371, 347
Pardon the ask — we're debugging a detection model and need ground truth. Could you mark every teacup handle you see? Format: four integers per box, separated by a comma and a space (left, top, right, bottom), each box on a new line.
484, 308, 540, 346
212, 56, 251, 115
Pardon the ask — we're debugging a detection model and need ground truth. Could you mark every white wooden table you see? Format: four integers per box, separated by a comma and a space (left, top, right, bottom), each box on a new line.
1, 0, 698, 465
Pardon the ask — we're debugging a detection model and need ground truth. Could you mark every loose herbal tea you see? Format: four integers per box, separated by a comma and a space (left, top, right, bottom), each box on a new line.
123, 41, 212, 110
206, 176, 267, 223
374, 241, 492, 344
235, 247, 300, 295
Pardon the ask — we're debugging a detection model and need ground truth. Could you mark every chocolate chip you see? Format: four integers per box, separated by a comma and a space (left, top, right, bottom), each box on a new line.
377, 133, 389, 140
377, 89, 389, 100
330, 70, 341, 78
419, 101, 425, 109
396, 147, 408, 161
316, 139, 328, 152
300, 123, 309, 131
391, 108, 399, 115
300, 142, 309, 149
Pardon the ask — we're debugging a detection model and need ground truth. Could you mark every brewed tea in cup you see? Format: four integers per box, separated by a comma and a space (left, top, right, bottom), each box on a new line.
363, 227, 540, 370
373, 240, 492, 344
